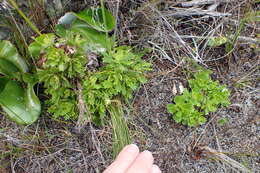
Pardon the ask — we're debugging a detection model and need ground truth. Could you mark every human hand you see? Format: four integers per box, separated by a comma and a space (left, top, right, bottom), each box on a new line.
103, 144, 161, 173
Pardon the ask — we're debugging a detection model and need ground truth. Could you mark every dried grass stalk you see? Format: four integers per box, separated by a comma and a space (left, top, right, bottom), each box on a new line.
200, 146, 252, 173
180, 0, 232, 7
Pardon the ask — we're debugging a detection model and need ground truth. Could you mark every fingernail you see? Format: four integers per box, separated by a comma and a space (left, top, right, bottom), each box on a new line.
125, 144, 139, 153
142, 150, 153, 158
152, 164, 161, 173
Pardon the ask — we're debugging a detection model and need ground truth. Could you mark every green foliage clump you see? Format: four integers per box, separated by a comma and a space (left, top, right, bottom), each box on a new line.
83, 46, 151, 123
167, 70, 230, 127
28, 7, 151, 123
29, 34, 87, 120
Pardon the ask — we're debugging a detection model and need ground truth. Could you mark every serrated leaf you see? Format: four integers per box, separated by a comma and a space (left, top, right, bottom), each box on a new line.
103, 80, 113, 88
198, 116, 206, 124
194, 70, 211, 81
28, 33, 56, 57
138, 76, 147, 83
49, 75, 60, 90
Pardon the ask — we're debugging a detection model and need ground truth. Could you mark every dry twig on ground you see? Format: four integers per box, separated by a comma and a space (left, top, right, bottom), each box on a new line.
180, 0, 232, 7
199, 146, 252, 172
166, 8, 231, 17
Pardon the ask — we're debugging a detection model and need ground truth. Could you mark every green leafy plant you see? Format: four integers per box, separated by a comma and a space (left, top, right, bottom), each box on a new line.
28, 33, 86, 120
27, 5, 151, 157
167, 69, 230, 127
28, 5, 151, 122
83, 46, 151, 123
0, 40, 41, 125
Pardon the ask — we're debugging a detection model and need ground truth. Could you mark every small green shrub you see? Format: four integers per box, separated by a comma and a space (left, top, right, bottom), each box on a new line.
28, 7, 151, 123
83, 46, 151, 123
29, 33, 87, 120
167, 70, 230, 127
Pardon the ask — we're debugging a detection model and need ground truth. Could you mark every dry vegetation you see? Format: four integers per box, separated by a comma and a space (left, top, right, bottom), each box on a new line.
0, 0, 259, 172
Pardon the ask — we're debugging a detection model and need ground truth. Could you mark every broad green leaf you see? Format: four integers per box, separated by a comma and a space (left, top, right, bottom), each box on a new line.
208, 36, 228, 47
0, 78, 41, 125
167, 104, 176, 113
57, 12, 77, 26
174, 112, 183, 123
174, 95, 185, 104
0, 58, 20, 77
56, 13, 77, 37
73, 7, 116, 32
55, 24, 68, 37
194, 70, 211, 81
0, 77, 9, 93
22, 73, 38, 85
0, 40, 28, 75
71, 19, 113, 51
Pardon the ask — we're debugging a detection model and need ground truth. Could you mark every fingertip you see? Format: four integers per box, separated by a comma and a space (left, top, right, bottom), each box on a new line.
142, 150, 154, 162
104, 144, 140, 173
151, 164, 161, 173
125, 144, 139, 153
126, 150, 154, 173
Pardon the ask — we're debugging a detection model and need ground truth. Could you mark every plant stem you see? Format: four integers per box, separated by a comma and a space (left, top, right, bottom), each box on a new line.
8, 0, 41, 35
100, 0, 107, 33
100, 0, 112, 50
108, 100, 131, 158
